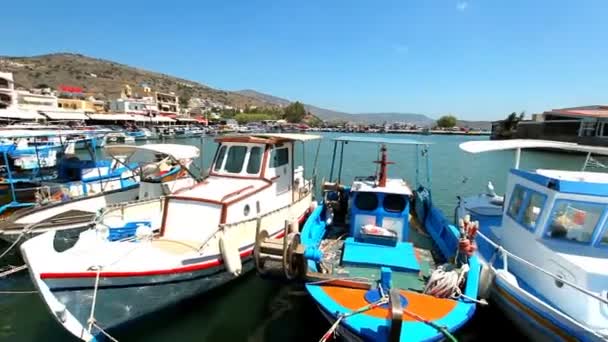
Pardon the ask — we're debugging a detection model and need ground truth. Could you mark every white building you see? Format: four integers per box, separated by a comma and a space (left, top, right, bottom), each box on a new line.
0, 72, 16, 109
109, 97, 158, 116
155, 92, 179, 116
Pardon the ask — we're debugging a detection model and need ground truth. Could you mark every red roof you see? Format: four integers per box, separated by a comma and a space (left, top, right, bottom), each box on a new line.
545, 107, 608, 118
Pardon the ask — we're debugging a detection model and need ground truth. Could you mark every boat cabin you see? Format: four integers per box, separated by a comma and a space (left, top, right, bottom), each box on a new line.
500, 167, 608, 328
349, 178, 412, 243
158, 134, 318, 244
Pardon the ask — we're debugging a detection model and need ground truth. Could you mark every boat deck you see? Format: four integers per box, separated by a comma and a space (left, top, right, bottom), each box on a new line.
318, 217, 437, 292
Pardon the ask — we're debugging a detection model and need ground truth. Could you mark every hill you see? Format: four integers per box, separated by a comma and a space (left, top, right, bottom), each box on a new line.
0, 53, 275, 109
236, 90, 435, 125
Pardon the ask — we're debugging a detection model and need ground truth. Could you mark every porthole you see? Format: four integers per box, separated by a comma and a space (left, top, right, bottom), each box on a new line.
244, 204, 250, 216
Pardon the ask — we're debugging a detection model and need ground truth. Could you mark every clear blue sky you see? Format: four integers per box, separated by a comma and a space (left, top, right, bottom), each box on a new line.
4, 0, 608, 120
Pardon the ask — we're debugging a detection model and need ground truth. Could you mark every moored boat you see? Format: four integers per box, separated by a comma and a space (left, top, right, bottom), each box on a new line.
20, 133, 320, 341
0, 143, 199, 244
254, 136, 483, 341
457, 139, 608, 341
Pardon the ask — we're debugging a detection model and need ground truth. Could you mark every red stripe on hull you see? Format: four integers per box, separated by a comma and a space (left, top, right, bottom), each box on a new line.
40, 231, 289, 279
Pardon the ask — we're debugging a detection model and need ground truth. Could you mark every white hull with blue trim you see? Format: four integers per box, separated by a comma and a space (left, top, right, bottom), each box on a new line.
457, 139, 608, 341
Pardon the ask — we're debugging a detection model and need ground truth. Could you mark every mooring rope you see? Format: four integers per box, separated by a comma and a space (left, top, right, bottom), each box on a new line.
0, 264, 27, 278
319, 296, 389, 342
84, 265, 119, 341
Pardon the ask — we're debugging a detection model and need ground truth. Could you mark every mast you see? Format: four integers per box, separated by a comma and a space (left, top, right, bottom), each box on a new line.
374, 144, 394, 187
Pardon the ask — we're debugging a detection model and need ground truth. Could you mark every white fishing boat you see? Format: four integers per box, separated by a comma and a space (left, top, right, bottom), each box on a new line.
20, 133, 320, 341
0, 144, 199, 244
456, 139, 608, 341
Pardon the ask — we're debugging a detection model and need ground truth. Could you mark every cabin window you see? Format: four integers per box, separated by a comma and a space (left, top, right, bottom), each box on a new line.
246, 146, 262, 174
224, 146, 247, 173
383, 194, 406, 213
507, 185, 526, 219
354, 192, 378, 211
213, 146, 227, 171
270, 148, 289, 168
600, 226, 608, 246
545, 200, 605, 244
521, 192, 546, 231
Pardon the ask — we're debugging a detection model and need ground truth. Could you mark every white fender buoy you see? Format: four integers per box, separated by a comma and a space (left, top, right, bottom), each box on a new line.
477, 263, 495, 300
220, 234, 242, 276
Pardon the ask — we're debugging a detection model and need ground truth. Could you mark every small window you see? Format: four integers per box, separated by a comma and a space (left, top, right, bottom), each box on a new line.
224, 146, 247, 173
508, 185, 526, 219
270, 148, 288, 168
383, 194, 406, 213
246, 147, 262, 174
354, 192, 378, 211
521, 192, 546, 230
213, 146, 227, 171
546, 200, 605, 244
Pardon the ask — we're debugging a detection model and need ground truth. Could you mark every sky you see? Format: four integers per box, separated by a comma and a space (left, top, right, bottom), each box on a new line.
3, 0, 608, 120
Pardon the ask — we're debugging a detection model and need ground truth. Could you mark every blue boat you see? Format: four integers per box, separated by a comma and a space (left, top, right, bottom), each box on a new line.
457, 139, 608, 341
0, 130, 141, 224
255, 136, 483, 341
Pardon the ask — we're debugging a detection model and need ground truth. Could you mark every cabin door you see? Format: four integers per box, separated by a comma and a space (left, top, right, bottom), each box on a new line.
267, 145, 292, 197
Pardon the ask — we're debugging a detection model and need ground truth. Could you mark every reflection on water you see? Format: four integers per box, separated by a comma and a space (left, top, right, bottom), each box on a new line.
0, 132, 585, 341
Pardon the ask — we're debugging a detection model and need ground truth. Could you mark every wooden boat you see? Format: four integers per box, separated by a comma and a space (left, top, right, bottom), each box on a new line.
0, 144, 198, 244
255, 136, 483, 341
457, 139, 608, 341
20, 133, 320, 341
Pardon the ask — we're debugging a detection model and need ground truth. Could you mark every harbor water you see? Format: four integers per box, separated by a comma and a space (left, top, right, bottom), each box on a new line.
0, 132, 591, 341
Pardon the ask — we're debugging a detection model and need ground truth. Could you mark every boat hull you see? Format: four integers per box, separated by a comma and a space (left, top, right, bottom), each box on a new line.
33, 259, 254, 341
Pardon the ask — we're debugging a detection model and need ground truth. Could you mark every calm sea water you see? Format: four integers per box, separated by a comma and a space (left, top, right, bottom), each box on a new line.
0, 132, 590, 341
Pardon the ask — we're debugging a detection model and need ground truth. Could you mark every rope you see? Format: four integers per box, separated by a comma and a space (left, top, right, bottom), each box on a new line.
87, 266, 102, 334
0, 290, 37, 294
401, 307, 458, 342
91, 321, 119, 342
0, 223, 36, 260
424, 264, 488, 306
0, 264, 27, 278
319, 296, 389, 342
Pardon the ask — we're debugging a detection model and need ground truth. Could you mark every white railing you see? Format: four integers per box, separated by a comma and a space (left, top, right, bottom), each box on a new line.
477, 230, 608, 306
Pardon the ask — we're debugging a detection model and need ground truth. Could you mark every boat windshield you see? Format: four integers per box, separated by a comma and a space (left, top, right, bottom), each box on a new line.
545, 199, 605, 245
213, 144, 264, 176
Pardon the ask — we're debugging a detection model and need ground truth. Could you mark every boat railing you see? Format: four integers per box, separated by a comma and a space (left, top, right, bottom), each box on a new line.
477, 230, 608, 306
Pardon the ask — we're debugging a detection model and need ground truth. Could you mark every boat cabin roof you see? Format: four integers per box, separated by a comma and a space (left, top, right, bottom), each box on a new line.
106, 144, 200, 160
512, 168, 608, 197
334, 135, 430, 146
351, 177, 413, 196
215, 133, 321, 144
460, 139, 608, 156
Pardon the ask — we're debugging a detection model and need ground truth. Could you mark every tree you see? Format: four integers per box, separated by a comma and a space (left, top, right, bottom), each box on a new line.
283, 101, 306, 123
436, 115, 458, 128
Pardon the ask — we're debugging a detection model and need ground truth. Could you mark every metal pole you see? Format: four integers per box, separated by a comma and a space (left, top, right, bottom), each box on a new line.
514, 148, 521, 169
582, 152, 591, 171
425, 145, 431, 189
329, 140, 338, 182
415, 144, 419, 187
337, 141, 345, 184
